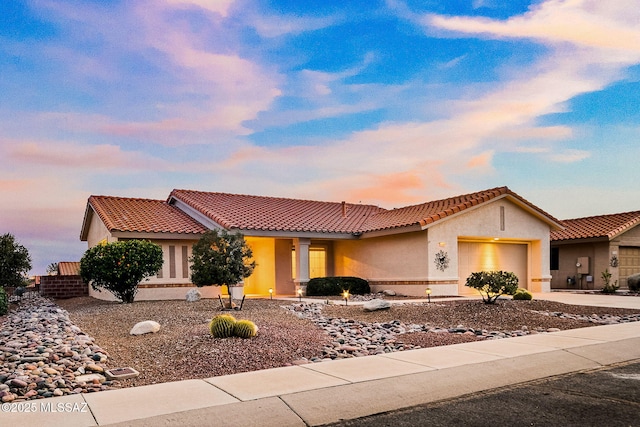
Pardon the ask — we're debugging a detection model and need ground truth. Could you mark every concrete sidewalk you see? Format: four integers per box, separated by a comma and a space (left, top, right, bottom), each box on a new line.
3, 293, 640, 427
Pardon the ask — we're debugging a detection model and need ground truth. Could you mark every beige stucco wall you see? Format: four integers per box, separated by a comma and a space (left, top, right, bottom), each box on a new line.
428, 199, 551, 292
89, 284, 221, 301
550, 241, 609, 290
86, 212, 115, 247
333, 231, 429, 281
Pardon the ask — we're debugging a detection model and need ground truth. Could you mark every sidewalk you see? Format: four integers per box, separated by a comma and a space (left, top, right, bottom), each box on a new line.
3, 293, 640, 426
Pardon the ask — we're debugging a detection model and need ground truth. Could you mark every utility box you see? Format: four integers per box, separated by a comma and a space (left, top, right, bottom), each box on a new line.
577, 257, 590, 275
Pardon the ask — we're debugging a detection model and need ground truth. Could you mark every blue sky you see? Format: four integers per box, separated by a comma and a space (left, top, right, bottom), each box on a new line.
2, 0, 639, 275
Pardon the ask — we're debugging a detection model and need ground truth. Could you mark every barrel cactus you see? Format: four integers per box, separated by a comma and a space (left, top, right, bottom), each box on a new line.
209, 314, 237, 338
234, 319, 258, 339
513, 288, 533, 300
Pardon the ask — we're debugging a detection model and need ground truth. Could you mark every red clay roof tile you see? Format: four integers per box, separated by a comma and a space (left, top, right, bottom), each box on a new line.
169, 189, 385, 234
88, 196, 209, 235
86, 186, 557, 238
551, 211, 640, 241
359, 186, 558, 232
57, 262, 80, 276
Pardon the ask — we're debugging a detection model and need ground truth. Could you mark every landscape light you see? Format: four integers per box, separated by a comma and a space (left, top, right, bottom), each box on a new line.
342, 290, 350, 306
425, 287, 432, 303
297, 288, 302, 302
269, 288, 273, 300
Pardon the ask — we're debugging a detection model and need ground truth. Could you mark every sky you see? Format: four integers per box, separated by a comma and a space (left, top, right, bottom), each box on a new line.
2, 0, 640, 275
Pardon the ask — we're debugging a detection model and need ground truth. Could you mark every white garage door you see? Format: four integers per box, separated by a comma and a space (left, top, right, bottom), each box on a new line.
619, 247, 640, 288
458, 242, 528, 295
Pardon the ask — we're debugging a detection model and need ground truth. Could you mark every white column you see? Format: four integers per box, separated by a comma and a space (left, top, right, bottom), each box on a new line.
294, 238, 311, 294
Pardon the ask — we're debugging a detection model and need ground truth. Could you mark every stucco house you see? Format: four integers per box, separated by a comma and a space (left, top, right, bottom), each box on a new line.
550, 211, 640, 290
80, 186, 562, 301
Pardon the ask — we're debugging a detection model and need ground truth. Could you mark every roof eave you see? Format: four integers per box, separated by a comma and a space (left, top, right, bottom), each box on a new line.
79, 202, 95, 242
359, 224, 423, 238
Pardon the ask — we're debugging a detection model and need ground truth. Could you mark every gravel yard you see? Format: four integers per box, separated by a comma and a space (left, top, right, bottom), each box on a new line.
54, 296, 640, 388
2, 295, 640, 396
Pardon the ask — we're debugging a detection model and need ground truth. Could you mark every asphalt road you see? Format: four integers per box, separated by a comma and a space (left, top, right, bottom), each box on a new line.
326, 360, 640, 427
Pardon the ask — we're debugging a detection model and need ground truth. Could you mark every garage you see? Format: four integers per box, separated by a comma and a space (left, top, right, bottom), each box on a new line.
619, 247, 640, 288
458, 241, 528, 295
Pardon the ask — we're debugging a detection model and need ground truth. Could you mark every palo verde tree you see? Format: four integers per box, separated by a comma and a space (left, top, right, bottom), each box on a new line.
0, 233, 32, 288
465, 270, 519, 304
80, 240, 163, 303
190, 229, 255, 307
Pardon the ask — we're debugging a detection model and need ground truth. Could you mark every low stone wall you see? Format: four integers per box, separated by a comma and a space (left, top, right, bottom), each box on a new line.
40, 275, 88, 299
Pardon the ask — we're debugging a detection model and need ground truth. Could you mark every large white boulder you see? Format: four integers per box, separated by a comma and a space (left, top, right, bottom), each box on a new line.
130, 320, 161, 335
185, 288, 202, 302
363, 299, 392, 312
382, 289, 396, 296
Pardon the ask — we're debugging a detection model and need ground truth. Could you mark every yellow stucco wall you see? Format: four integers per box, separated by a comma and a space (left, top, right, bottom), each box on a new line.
243, 237, 276, 294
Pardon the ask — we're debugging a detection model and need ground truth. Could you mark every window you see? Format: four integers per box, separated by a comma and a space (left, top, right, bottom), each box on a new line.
291, 246, 327, 279
309, 247, 326, 278
291, 247, 296, 279
550, 247, 559, 270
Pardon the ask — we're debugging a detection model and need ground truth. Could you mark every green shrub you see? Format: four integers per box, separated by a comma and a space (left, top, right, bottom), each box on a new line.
234, 319, 258, 338
465, 271, 519, 304
80, 240, 163, 303
513, 288, 533, 300
306, 277, 370, 296
0, 287, 7, 316
209, 314, 237, 338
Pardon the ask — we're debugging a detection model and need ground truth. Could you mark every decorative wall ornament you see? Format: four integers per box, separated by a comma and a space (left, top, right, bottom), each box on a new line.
434, 250, 450, 272
610, 255, 619, 268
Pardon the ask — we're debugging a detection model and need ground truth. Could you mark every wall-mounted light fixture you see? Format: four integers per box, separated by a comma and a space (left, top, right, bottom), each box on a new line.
438, 242, 446, 247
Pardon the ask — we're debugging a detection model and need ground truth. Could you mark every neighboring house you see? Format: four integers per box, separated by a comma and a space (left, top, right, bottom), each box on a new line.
40, 261, 87, 299
80, 186, 562, 301
550, 211, 640, 290
57, 261, 81, 276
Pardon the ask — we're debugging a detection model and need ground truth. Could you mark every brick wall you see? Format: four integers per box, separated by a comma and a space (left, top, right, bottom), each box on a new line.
40, 275, 88, 299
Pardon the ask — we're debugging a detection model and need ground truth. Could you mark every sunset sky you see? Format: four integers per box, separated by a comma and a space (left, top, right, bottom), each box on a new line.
2, 0, 639, 275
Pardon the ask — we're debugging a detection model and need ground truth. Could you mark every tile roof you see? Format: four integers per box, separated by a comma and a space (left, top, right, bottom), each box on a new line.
551, 211, 640, 241
57, 262, 80, 276
360, 186, 560, 232
87, 196, 209, 236
83, 186, 559, 239
168, 189, 385, 234
169, 186, 559, 235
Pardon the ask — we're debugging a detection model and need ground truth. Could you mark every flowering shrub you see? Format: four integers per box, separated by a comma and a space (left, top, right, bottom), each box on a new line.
80, 240, 163, 303
465, 271, 519, 304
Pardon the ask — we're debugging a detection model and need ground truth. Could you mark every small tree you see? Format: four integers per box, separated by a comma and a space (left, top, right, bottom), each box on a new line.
0, 233, 32, 288
80, 240, 163, 303
46, 263, 59, 275
190, 230, 255, 307
600, 268, 619, 294
465, 270, 519, 304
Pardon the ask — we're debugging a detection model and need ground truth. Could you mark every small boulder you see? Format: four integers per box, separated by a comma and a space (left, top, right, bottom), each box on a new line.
627, 273, 640, 291
363, 299, 392, 312
186, 288, 202, 302
130, 320, 161, 335
382, 289, 396, 296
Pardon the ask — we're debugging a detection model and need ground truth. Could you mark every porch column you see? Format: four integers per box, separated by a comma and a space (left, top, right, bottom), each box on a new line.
294, 238, 310, 295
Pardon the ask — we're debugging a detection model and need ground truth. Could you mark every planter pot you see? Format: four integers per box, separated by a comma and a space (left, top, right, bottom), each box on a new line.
230, 285, 244, 299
